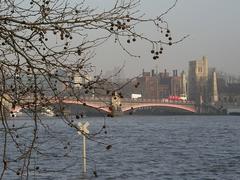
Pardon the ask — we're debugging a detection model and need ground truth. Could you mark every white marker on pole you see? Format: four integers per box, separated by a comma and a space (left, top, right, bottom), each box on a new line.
77, 121, 89, 174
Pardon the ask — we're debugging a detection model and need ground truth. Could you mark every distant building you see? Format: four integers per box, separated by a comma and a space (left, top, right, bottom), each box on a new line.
219, 85, 240, 106
188, 56, 208, 104
171, 70, 181, 96
136, 69, 158, 99
217, 73, 240, 106
134, 69, 182, 99
158, 69, 171, 98
73, 72, 91, 89
209, 68, 219, 104
180, 71, 187, 99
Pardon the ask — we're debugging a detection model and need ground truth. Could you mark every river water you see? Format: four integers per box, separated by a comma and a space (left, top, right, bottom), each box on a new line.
1, 115, 240, 180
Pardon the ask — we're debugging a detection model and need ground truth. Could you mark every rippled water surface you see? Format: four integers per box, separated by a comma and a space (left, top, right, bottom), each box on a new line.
1, 115, 240, 179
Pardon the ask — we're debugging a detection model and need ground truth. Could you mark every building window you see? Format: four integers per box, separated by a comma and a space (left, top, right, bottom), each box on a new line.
198, 67, 202, 73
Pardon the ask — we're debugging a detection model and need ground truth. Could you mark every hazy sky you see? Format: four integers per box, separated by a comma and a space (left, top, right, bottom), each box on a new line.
89, 0, 240, 77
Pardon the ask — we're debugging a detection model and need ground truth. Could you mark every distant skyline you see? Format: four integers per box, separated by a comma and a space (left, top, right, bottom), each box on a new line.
88, 0, 240, 77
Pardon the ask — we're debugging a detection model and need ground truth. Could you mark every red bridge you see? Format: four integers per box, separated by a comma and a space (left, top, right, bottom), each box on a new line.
9, 96, 197, 115
60, 97, 197, 115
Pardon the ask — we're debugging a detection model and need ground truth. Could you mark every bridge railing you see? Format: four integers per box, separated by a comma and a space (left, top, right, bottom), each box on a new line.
15, 95, 195, 106
61, 96, 195, 105
121, 98, 195, 105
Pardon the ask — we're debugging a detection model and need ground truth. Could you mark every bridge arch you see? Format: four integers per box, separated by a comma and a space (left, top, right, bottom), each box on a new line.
122, 103, 197, 113
62, 99, 111, 114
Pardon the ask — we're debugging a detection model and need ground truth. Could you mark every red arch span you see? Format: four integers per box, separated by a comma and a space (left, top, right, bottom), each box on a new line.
11, 100, 111, 114
122, 103, 197, 113
62, 99, 111, 113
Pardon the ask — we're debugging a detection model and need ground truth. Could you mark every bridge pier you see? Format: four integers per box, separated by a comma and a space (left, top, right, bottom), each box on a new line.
109, 107, 123, 117
110, 92, 123, 116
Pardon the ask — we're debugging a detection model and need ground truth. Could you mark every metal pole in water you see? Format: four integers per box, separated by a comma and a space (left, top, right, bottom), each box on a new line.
77, 122, 89, 175
83, 134, 87, 173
